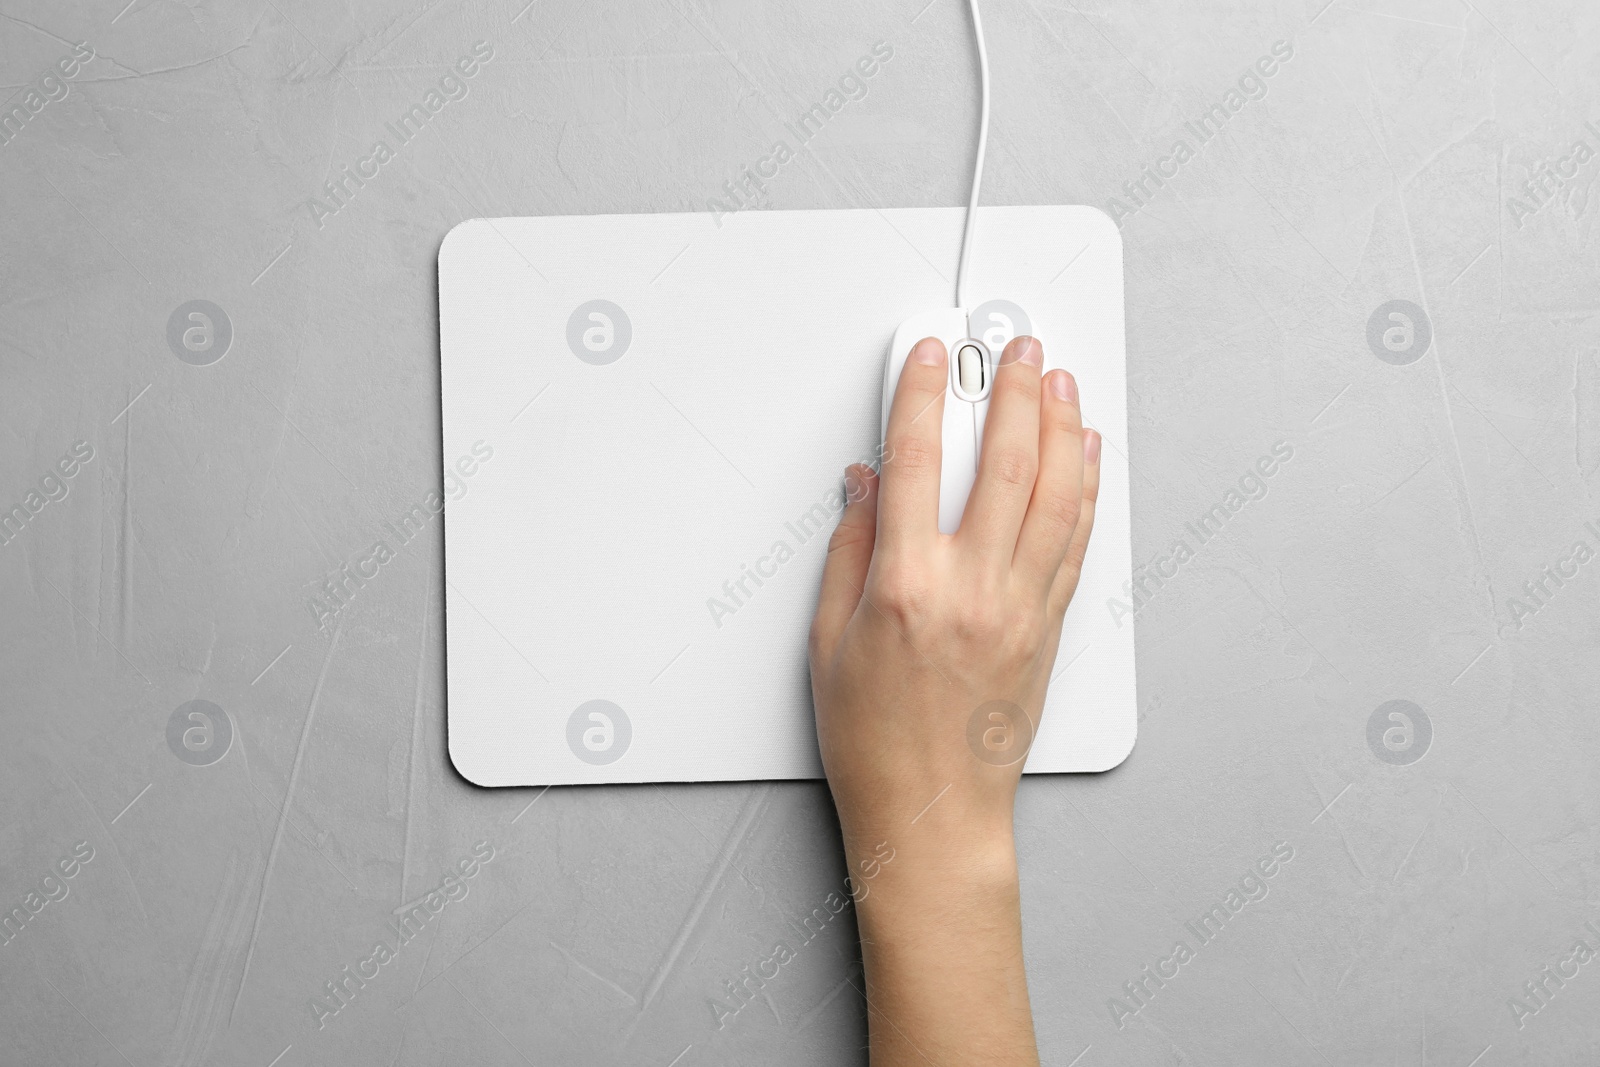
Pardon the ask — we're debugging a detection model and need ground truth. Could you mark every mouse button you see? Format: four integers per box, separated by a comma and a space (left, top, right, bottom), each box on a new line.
967, 299, 1033, 354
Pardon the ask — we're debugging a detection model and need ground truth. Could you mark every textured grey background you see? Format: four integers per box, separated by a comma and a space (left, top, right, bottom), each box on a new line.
2, 0, 1599, 1065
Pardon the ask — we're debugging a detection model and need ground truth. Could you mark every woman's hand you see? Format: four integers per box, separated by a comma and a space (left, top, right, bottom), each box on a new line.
808, 334, 1100, 1066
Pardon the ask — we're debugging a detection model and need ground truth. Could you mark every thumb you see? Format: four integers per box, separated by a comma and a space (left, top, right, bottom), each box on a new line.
810, 464, 879, 656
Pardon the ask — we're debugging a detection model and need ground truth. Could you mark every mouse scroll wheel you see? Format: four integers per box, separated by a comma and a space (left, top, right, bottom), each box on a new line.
956, 341, 987, 394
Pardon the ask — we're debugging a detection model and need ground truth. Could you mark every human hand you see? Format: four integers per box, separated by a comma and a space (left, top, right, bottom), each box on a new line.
809, 334, 1100, 861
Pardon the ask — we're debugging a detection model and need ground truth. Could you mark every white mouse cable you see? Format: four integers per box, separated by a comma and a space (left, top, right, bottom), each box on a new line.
955, 0, 990, 311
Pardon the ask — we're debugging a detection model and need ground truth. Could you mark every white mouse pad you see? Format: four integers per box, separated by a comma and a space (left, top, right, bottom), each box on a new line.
439, 206, 1135, 785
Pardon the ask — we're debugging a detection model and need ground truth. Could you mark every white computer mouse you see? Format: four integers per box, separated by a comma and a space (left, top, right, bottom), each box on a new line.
881, 301, 1043, 534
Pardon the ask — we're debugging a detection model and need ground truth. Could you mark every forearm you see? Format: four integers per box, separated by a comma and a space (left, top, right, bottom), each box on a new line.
847, 819, 1038, 1067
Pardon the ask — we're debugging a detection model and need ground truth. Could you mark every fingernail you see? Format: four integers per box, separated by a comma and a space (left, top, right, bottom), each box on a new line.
912, 338, 945, 366
1084, 430, 1101, 464
1050, 370, 1078, 404
1010, 336, 1041, 367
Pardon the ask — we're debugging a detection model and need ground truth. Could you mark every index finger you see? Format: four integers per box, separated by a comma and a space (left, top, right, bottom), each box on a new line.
877, 337, 948, 554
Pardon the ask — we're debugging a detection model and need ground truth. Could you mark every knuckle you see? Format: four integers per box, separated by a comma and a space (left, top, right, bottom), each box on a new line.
1048, 577, 1081, 619
1002, 369, 1042, 403
868, 561, 933, 627
1005, 611, 1047, 659
953, 596, 1044, 659
1050, 554, 1088, 613
884, 434, 938, 477
825, 517, 872, 558
1061, 541, 1088, 581
1071, 500, 1097, 542
1048, 415, 1084, 443
1042, 490, 1083, 536
954, 601, 1000, 643
986, 445, 1037, 489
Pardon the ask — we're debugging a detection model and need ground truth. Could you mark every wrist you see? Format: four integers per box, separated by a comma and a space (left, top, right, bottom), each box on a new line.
835, 776, 1018, 871
845, 817, 1019, 919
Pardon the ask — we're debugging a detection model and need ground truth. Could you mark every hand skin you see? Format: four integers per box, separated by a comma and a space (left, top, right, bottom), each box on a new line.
809, 335, 1101, 1067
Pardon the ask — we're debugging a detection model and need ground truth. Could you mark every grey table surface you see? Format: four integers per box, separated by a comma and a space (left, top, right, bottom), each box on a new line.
3, 1, 1599, 1064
